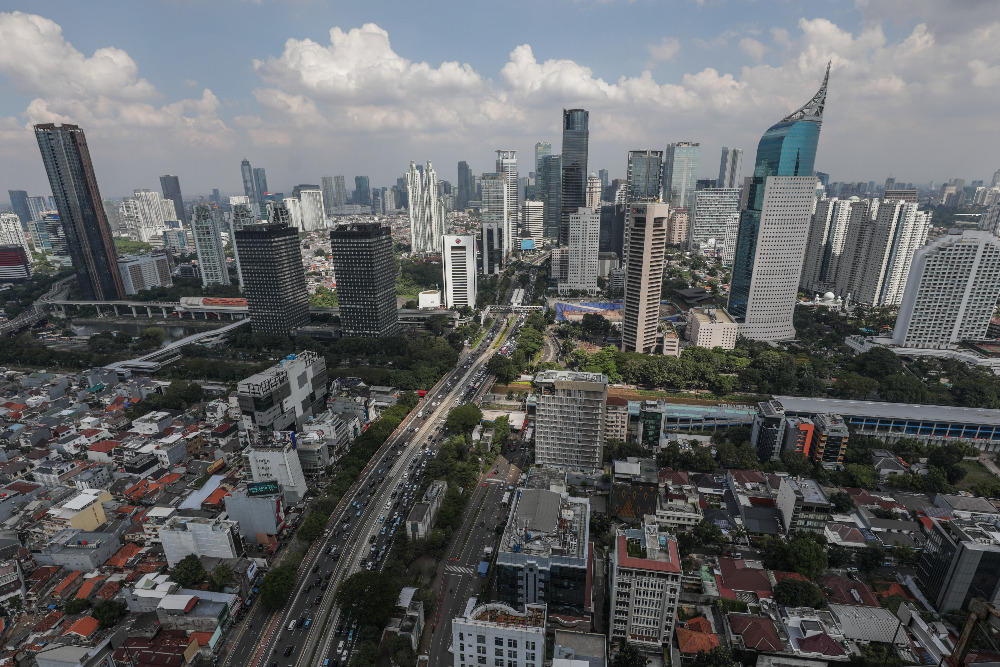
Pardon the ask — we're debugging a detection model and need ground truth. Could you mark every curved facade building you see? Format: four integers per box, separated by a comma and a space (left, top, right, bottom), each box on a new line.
728, 64, 829, 341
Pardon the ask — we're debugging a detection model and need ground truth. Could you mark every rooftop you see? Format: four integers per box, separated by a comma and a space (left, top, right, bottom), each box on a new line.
468, 602, 546, 629
774, 395, 1000, 426
500, 488, 589, 561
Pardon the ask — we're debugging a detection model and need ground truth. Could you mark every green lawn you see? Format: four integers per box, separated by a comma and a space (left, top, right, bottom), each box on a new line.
954, 460, 996, 491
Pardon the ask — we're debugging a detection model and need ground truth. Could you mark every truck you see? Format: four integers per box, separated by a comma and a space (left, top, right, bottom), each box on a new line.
478, 561, 489, 578
483, 546, 494, 559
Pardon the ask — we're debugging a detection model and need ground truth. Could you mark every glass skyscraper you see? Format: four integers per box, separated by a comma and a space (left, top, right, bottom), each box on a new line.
663, 142, 700, 210
560, 109, 589, 245
728, 64, 830, 340
540, 155, 563, 241
34, 124, 125, 300
625, 150, 663, 203
159, 174, 187, 224
355, 176, 371, 208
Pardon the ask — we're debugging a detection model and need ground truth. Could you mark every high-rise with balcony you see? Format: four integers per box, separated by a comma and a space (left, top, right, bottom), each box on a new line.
892, 230, 1000, 348
333, 175, 348, 208
442, 235, 477, 309
0, 212, 32, 261
535, 370, 607, 471
192, 204, 230, 287
728, 65, 830, 341
329, 223, 399, 337
663, 142, 700, 210
34, 124, 125, 300
622, 203, 669, 353
852, 200, 930, 307
690, 188, 741, 258
540, 155, 562, 241
717, 147, 743, 189
560, 109, 589, 245
560, 208, 600, 295
235, 223, 310, 335
299, 188, 325, 231
611, 525, 681, 651
406, 161, 444, 255
158, 174, 187, 224
496, 150, 519, 255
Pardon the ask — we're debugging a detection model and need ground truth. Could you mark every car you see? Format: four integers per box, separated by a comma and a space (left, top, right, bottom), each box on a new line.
356, 510, 361, 517
305, 618, 312, 628
283, 646, 294, 657
296, 618, 305, 628
315, 596, 322, 604
336, 623, 344, 635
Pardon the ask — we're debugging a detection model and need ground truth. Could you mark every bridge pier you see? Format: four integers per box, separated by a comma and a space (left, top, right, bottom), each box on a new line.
146, 306, 152, 318
95, 306, 102, 318
161, 307, 167, 318
130, 306, 137, 317
112, 305, 119, 317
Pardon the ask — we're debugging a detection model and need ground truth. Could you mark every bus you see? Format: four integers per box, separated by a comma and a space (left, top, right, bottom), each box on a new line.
501, 492, 511, 507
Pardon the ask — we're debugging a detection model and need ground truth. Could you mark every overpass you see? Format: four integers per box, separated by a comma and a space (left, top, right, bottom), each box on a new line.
0, 276, 76, 335
102, 318, 252, 374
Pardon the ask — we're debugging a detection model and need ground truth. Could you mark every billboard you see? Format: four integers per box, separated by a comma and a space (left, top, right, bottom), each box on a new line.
247, 480, 281, 497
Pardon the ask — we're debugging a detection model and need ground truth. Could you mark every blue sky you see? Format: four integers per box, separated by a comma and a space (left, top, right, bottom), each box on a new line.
1, 0, 998, 199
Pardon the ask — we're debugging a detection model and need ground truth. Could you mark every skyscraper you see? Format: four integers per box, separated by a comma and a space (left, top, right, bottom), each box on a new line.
599, 169, 610, 193
625, 150, 664, 203
560, 108, 589, 245
235, 223, 310, 336
481, 172, 507, 273
534, 370, 607, 471
690, 188, 741, 256
728, 65, 830, 341
241, 158, 257, 215
456, 161, 473, 211
561, 207, 600, 295
717, 147, 743, 189
521, 200, 544, 246
191, 203, 230, 287
34, 123, 125, 300
442, 235, 477, 309
0, 212, 32, 261
253, 167, 268, 208
622, 203, 669, 353
853, 200, 930, 306
355, 176, 371, 209
496, 150, 518, 257
329, 223, 399, 337
663, 142, 700, 210
540, 155, 562, 241
7, 190, 29, 224
893, 230, 1000, 348
321, 176, 335, 216
299, 189, 325, 231
228, 200, 255, 286
534, 142, 552, 177
586, 174, 602, 210
334, 175, 348, 208
406, 161, 444, 255
159, 174, 187, 224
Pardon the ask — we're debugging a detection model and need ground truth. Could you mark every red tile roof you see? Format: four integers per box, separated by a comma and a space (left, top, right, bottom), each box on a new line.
32, 610, 64, 632
190, 631, 215, 647
677, 628, 719, 654
798, 632, 846, 656
819, 575, 879, 607
773, 571, 810, 583
728, 614, 783, 652
107, 542, 143, 569
95, 581, 120, 600
51, 570, 83, 597
615, 535, 681, 573
4, 481, 40, 495
75, 576, 106, 599
64, 615, 99, 638
88, 440, 119, 453
717, 559, 773, 598
686, 617, 713, 633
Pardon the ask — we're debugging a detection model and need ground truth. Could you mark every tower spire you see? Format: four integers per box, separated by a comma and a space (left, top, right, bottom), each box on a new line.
782, 61, 830, 124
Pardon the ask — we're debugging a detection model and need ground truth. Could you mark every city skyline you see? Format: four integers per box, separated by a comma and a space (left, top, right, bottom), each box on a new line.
0, 3, 997, 200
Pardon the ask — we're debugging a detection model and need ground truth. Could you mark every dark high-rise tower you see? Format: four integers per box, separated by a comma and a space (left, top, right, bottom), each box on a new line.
456, 161, 473, 211
540, 155, 563, 241
355, 176, 371, 208
626, 150, 664, 204
241, 158, 256, 204
234, 223, 309, 335
34, 124, 125, 300
253, 168, 268, 210
329, 223, 399, 337
560, 108, 589, 245
8, 190, 30, 224
159, 174, 187, 224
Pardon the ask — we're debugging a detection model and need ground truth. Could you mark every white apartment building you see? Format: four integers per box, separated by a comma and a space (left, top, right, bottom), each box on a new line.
299, 189, 325, 231
496, 150, 519, 257
443, 235, 477, 309
247, 441, 308, 504
407, 160, 445, 254
452, 602, 545, 667
622, 203, 669, 353
560, 207, 599, 295
893, 230, 1000, 348
159, 516, 240, 567
534, 370, 607, 471
610, 525, 682, 652
736, 175, 817, 341
118, 253, 172, 295
690, 188, 740, 255
687, 307, 738, 349
192, 204, 230, 287
854, 201, 931, 306
521, 201, 543, 246
0, 212, 32, 260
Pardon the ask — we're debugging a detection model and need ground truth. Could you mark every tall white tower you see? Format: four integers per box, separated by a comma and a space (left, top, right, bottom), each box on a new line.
496, 150, 518, 258
406, 161, 444, 254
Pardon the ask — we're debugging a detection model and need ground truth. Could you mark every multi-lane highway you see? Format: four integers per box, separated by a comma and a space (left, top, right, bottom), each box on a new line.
221, 284, 528, 667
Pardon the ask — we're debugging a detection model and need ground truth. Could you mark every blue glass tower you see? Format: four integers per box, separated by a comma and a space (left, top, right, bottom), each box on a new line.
728, 64, 829, 322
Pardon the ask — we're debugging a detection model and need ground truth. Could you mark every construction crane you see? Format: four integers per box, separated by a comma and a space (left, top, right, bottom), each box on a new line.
946, 598, 1000, 667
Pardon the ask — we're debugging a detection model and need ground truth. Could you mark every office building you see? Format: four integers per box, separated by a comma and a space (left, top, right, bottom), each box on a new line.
159, 516, 241, 568
586, 174, 602, 210
34, 124, 125, 300
228, 200, 256, 286
535, 370, 607, 470
451, 602, 545, 667
626, 150, 663, 204
810, 413, 849, 464
687, 307, 739, 349
521, 200, 544, 247
481, 222, 503, 276
158, 174, 187, 224
497, 150, 519, 254
534, 142, 552, 178
540, 155, 563, 241
666, 209, 689, 245
117, 253, 172, 295
892, 230, 1000, 348
481, 172, 508, 270
299, 188, 325, 231
406, 161, 445, 255
7, 190, 30, 223
443, 235, 477, 309
240, 158, 257, 214
622, 203, 669, 353
560, 108, 590, 245
0, 246, 31, 281
355, 176, 371, 209
329, 223, 399, 337
0, 212, 32, 260
853, 200, 931, 306
728, 65, 829, 341
918, 517, 1000, 613
599, 203, 627, 260
752, 400, 787, 462
234, 223, 310, 335
690, 188, 740, 255
321, 176, 335, 216
560, 208, 600, 295
191, 204, 230, 287
237, 351, 328, 435
333, 175, 348, 208
224, 483, 287, 545
456, 160, 473, 211
610, 525, 682, 651
663, 142, 700, 210
717, 147, 743, 189
246, 439, 309, 504
253, 167, 269, 210
496, 487, 591, 611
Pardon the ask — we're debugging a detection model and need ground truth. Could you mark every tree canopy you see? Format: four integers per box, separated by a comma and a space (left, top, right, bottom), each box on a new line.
334, 571, 401, 628
260, 564, 296, 609
171, 554, 206, 587
446, 404, 483, 433
774, 578, 825, 608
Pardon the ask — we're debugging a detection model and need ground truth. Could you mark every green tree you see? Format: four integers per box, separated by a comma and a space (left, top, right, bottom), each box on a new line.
827, 544, 853, 568
774, 578, 825, 608
878, 374, 928, 403
171, 554, 206, 587
298, 511, 329, 543
492, 415, 510, 449
613, 642, 647, 667
92, 599, 128, 628
780, 450, 814, 477
893, 543, 916, 567
209, 563, 232, 592
487, 354, 518, 383
692, 647, 736, 667
64, 598, 90, 615
334, 571, 401, 628
447, 404, 483, 433
845, 463, 876, 489
829, 491, 856, 513
858, 543, 886, 575
260, 565, 296, 609
787, 537, 828, 579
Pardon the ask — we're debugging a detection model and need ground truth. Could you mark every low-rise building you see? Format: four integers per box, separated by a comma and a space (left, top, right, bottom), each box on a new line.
224, 482, 287, 545
451, 601, 546, 667
159, 516, 241, 567
687, 307, 739, 350
605, 397, 630, 442
407, 480, 447, 540
609, 525, 681, 651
